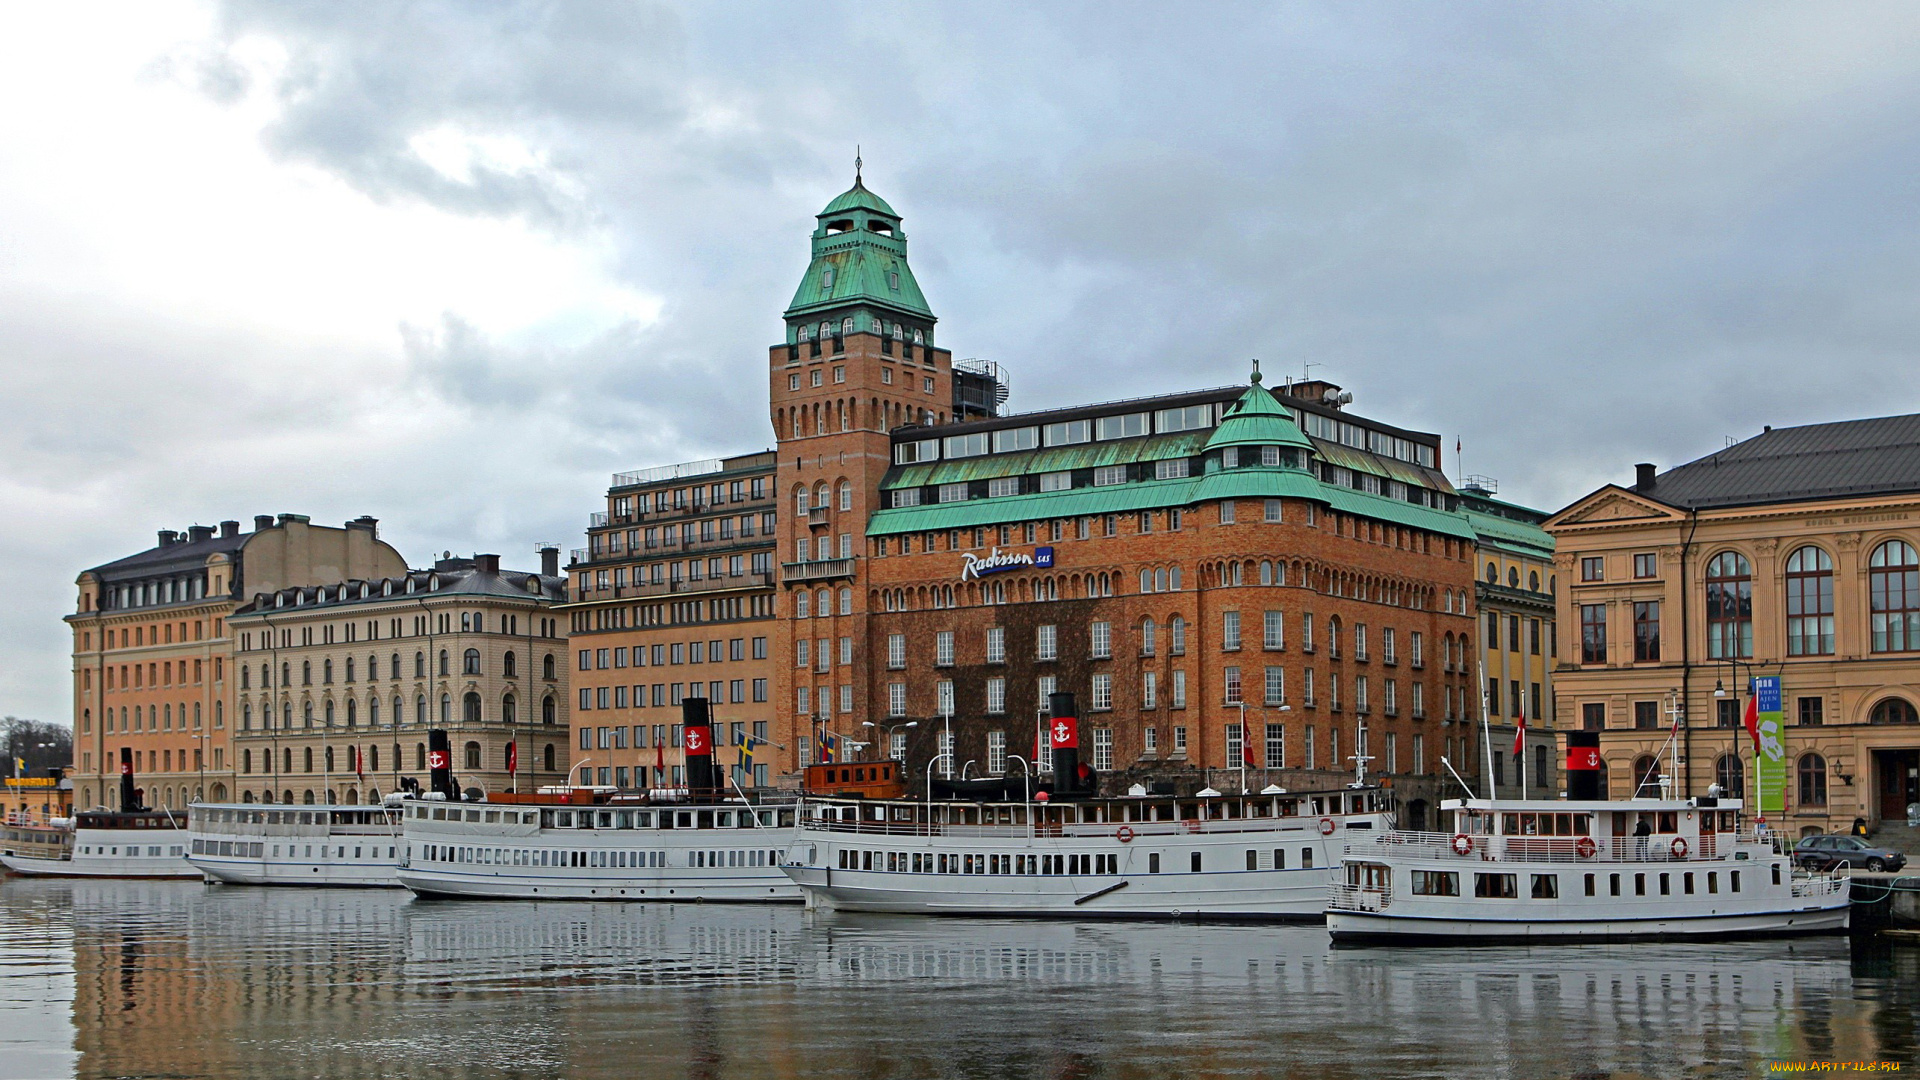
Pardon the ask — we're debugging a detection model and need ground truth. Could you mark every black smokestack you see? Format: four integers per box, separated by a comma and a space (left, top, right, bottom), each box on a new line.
118, 746, 141, 812
682, 698, 715, 798
428, 729, 456, 798
1565, 731, 1603, 801
539, 545, 560, 579
1048, 692, 1083, 796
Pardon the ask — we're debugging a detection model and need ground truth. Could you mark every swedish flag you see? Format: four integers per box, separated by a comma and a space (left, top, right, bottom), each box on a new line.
738, 736, 756, 771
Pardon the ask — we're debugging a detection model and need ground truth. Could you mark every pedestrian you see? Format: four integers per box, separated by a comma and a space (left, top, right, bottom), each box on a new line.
1633, 817, 1652, 859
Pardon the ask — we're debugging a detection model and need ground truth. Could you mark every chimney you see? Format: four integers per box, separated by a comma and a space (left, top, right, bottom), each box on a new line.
220, 520, 240, 539
186, 525, 214, 543
539, 546, 560, 578
1634, 463, 1656, 491
254, 515, 275, 532
156, 530, 179, 548
348, 515, 379, 536
475, 553, 500, 575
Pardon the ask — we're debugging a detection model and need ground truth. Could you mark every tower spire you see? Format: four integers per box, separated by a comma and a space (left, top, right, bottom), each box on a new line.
1250, 358, 1262, 385
855, 145, 863, 185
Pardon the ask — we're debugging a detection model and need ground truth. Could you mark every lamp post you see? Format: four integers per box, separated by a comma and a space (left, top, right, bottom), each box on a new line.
1232, 700, 1291, 794
861, 720, 918, 763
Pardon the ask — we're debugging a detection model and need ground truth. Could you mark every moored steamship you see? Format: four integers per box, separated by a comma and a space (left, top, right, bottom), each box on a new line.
394, 701, 800, 901
0, 749, 195, 879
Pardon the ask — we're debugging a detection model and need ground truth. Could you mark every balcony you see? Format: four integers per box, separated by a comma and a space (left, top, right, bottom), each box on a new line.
807, 506, 829, 527
589, 512, 609, 528
782, 558, 856, 584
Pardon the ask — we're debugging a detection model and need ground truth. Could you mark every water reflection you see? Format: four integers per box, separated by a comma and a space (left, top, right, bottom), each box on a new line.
0, 879, 1910, 1079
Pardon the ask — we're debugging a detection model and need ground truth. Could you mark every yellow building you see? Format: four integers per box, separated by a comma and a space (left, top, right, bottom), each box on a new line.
228, 552, 571, 804
1547, 417, 1920, 836
1, 772, 70, 824
1460, 481, 1559, 796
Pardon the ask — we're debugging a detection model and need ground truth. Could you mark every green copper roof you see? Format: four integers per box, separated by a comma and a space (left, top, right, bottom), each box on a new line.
785, 176, 934, 322
1464, 505, 1555, 557
821, 180, 898, 217
886, 432, 1210, 489
1204, 370, 1315, 454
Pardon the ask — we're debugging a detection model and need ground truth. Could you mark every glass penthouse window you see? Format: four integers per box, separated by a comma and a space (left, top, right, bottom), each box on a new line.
1154, 405, 1212, 433
1096, 413, 1149, 440
1044, 420, 1092, 446
894, 439, 939, 464
991, 427, 1039, 453
944, 433, 990, 459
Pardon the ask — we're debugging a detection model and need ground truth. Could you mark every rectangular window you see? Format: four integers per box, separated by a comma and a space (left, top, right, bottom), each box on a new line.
987, 477, 1021, 498
1154, 458, 1191, 480
1634, 700, 1659, 730
1264, 499, 1283, 523
1039, 471, 1072, 492
1634, 553, 1657, 578
1172, 670, 1187, 709
1043, 419, 1092, 446
1092, 465, 1127, 487
1264, 667, 1285, 707
991, 427, 1039, 453
1090, 621, 1111, 659
1223, 666, 1242, 705
1037, 625, 1057, 661
1798, 696, 1824, 726
986, 627, 1005, 664
938, 483, 968, 504
888, 684, 907, 718
987, 730, 1007, 774
1411, 870, 1459, 896
1474, 873, 1519, 899
1582, 702, 1606, 731
1153, 404, 1212, 433
1265, 723, 1284, 768
1263, 610, 1284, 650
986, 677, 1006, 714
1633, 601, 1660, 662
888, 634, 906, 669
1142, 671, 1158, 709
935, 631, 955, 667
1091, 673, 1113, 711
1095, 413, 1149, 440
1222, 611, 1241, 651
1580, 604, 1607, 664
1091, 727, 1113, 771
943, 432, 990, 458
1581, 556, 1604, 582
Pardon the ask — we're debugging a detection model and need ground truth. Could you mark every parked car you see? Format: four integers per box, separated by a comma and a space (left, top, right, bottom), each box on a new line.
1793, 834, 1908, 872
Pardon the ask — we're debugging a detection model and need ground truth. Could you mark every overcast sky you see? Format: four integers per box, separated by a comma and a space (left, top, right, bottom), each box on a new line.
5, 2, 1920, 724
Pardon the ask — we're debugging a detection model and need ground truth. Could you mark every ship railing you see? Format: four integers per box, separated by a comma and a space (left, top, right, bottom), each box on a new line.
1347, 830, 1746, 864
800, 816, 1374, 840
1791, 873, 1848, 898
1327, 882, 1390, 912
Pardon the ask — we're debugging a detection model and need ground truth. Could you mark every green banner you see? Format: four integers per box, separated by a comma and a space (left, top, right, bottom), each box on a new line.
1753, 676, 1786, 816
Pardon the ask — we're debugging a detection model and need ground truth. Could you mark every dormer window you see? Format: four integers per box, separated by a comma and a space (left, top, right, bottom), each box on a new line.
892, 323, 903, 339
913, 329, 924, 345
889, 271, 901, 290
841, 317, 854, 336
797, 325, 810, 342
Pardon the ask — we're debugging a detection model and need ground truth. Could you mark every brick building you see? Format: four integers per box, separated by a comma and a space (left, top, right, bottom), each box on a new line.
561, 453, 779, 790
229, 552, 570, 804
67, 514, 405, 812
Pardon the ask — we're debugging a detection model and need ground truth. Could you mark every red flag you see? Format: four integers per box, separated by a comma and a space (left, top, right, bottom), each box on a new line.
354, 745, 364, 780
505, 740, 517, 775
654, 739, 664, 784
1741, 693, 1761, 751
1512, 702, 1526, 757
1242, 725, 1258, 767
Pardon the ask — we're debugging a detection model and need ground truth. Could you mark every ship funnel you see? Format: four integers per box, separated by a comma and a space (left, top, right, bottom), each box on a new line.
682, 698, 716, 798
1565, 731, 1603, 801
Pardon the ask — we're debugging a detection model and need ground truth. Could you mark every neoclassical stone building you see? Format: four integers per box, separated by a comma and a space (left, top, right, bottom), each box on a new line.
1547, 416, 1920, 835
228, 553, 571, 804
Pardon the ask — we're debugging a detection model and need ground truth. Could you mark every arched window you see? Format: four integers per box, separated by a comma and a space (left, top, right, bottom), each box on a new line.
1705, 552, 1753, 659
1871, 698, 1919, 725
503, 651, 517, 678
1508, 567, 1519, 587
501, 695, 516, 725
1870, 540, 1920, 652
345, 698, 356, 727
1785, 546, 1834, 656
438, 650, 449, 676
1140, 569, 1152, 593
1798, 753, 1827, 807
324, 746, 335, 773
1715, 753, 1744, 796
839, 588, 852, 615
1141, 618, 1156, 656
463, 648, 481, 675
464, 741, 482, 770
542, 696, 556, 725
1484, 562, 1497, 583
839, 482, 852, 511
303, 701, 314, 728
303, 747, 314, 773
463, 692, 482, 723
1596, 757, 1610, 797
323, 658, 333, 683
414, 651, 425, 678
415, 695, 426, 725
543, 744, 556, 771
302, 660, 312, 685
1529, 571, 1540, 591
1631, 754, 1661, 796
324, 699, 334, 726
543, 654, 556, 680
416, 743, 427, 770
440, 694, 451, 723
1170, 616, 1186, 655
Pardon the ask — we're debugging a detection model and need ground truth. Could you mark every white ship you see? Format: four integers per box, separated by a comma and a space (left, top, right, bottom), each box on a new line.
392, 789, 800, 902
1324, 793, 1850, 943
0, 810, 196, 879
187, 802, 405, 887
781, 784, 1394, 920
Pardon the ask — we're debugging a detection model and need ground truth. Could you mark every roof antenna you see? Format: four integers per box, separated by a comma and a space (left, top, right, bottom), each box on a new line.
1302, 361, 1319, 382
855, 145, 863, 185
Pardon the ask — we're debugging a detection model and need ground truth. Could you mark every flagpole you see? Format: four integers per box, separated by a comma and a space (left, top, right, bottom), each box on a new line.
1477, 660, 1497, 801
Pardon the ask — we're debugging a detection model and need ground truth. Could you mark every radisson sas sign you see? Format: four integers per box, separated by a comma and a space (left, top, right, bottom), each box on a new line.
960, 546, 1054, 581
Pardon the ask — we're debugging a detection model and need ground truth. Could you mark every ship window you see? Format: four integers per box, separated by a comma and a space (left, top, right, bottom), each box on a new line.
1411, 870, 1458, 896
1584, 873, 1596, 897
1473, 873, 1518, 899
1529, 874, 1558, 899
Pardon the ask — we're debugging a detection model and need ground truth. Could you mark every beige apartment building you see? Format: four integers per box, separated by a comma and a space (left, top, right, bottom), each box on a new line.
67, 514, 405, 812
228, 552, 571, 804
1547, 416, 1920, 836
1460, 482, 1559, 797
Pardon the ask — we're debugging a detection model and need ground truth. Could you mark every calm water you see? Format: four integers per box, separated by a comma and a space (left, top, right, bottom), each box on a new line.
0, 880, 1912, 1079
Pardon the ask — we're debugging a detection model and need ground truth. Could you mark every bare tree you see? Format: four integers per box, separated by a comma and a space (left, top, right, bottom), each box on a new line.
2, 717, 72, 777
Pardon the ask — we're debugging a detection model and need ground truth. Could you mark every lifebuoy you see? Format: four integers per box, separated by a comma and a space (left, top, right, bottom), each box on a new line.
1450, 833, 1474, 856
1670, 836, 1689, 859
1318, 817, 1337, 836
1115, 825, 1136, 843
1575, 836, 1598, 859
1182, 818, 1202, 834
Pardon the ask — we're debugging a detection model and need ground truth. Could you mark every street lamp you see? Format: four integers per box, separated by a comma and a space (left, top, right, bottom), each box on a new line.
861, 720, 918, 762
